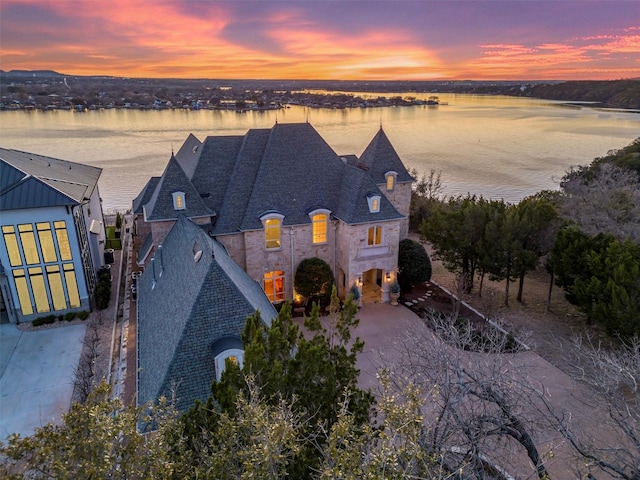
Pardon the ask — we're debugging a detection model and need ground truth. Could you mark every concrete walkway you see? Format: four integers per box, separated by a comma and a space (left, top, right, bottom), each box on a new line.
0, 322, 85, 441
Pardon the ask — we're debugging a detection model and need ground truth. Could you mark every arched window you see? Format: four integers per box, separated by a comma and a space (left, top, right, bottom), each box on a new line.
385, 171, 398, 191
260, 213, 284, 250
309, 209, 331, 245
367, 195, 381, 213
172, 191, 186, 210
264, 270, 285, 302
211, 336, 244, 381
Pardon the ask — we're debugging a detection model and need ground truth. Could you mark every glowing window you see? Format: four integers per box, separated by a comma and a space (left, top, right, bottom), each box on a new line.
367, 195, 381, 213
264, 218, 281, 249
385, 171, 397, 191
18, 224, 40, 265
367, 226, 382, 246
264, 270, 285, 302
54, 221, 72, 261
13, 269, 33, 316
2, 225, 22, 267
312, 213, 328, 244
172, 191, 186, 210
28, 267, 49, 313
215, 349, 244, 381
37, 222, 57, 263
46, 265, 67, 311
63, 263, 81, 308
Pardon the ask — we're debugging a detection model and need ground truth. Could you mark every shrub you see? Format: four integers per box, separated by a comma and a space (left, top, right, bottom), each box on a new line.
398, 238, 432, 292
78, 310, 90, 321
65, 311, 77, 321
32, 317, 45, 327
294, 257, 334, 303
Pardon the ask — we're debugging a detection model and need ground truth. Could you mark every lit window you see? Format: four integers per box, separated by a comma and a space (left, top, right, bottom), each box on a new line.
367, 195, 381, 213
172, 191, 186, 210
54, 221, 72, 261
264, 218, 281, 249
46, 265, 67, 311
37, 222, 57, 263
63, 263, 81, 308
28, 267, 49, 313
215, 349, 244, 381
264, 270, 285, 302
367, 226, 382, 246
385, 171, 397, 191
312, 213, 328, 244
13, 269, 33, 316
18, 224, 40, 265
2, 225, 22, 267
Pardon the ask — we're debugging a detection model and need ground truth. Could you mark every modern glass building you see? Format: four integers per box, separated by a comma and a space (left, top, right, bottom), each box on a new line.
0, 148, 105, 323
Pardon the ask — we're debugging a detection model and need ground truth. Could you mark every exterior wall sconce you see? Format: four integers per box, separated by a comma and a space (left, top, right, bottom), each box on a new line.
358, 275, 362, 285
385, 272, 391, 281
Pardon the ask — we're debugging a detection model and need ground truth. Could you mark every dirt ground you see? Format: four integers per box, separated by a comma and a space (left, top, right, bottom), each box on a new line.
414, 236, 613, 378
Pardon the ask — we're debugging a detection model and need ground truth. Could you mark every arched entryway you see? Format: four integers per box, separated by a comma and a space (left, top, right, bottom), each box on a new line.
361, 268, 383, 304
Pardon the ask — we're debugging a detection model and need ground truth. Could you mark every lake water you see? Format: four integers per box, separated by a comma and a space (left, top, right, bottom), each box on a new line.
1, 94, 638, 213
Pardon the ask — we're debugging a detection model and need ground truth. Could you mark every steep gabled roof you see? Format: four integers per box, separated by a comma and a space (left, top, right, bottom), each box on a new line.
357, 128, 414, 184
210, 129, 271, 235
189, 134, 247, 215
132, 176, 160, 215
174, 133, 202, 179
143, 155, 214, 221
239, 123, 347, 231
137, 215, 276, 411
134, 123, 409, 234
0, 148, 102, 210
335, 165, 404, 224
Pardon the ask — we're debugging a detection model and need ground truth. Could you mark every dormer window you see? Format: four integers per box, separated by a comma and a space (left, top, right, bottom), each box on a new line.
385, 171, 397, 191
211, 336, 244, 382
260, 212, 284, 250
172, 191, 186, 210
308, 208, 331, 245
367, 195, 381, 213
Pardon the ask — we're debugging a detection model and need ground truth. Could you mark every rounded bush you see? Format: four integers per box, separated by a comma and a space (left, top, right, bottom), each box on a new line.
398, 238, 432, 291
294, 257, 334, 303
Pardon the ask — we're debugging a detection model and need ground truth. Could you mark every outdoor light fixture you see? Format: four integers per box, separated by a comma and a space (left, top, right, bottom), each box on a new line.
358, 275, 362, 285
386, 272, 391, 281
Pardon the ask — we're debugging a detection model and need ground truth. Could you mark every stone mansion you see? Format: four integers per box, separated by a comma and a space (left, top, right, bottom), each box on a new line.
133, 122, 413, 306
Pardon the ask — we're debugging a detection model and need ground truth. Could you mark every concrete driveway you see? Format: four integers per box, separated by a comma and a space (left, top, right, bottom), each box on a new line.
0, 322, 85, 441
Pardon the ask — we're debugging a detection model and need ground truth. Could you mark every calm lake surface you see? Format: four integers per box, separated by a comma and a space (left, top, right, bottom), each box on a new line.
1, 94, 638, 213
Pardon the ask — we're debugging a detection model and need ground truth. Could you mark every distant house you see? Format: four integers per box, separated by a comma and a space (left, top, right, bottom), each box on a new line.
0, 148, 105, 323
133, 122, 413, 305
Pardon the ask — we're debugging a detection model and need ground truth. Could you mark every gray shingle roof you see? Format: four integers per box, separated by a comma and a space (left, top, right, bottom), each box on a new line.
0, 148, 102, 210
137, 215, 276, 411
135, 123, 408, 234
358, 128, 414, 184
143, 155, 215, 221
132, 176, 160, 215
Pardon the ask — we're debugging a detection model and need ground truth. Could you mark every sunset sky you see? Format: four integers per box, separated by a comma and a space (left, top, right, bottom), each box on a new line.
1, 0, 639, 81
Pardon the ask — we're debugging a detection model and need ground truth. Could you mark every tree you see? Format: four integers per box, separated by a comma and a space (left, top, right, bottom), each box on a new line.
549, 334, 640, 480
294, 257, 335, 304
396, 312, 551, 479
483, 204, 538, 306
549, 227, 640, 337
560, 162, 640, 243
421, 195, 498, 293
397, 238, 432, 292
0, 381, 178, 479
180, 288, 373, 479
514, 193, 562, 303
409, 168, 443, 231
